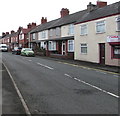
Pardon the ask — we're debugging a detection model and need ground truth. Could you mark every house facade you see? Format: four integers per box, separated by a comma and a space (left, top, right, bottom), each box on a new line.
74, 1, 120, 66
29, 8, 87, 59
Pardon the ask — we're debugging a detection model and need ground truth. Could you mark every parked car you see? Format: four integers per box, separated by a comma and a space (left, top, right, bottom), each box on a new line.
12, 47, 22, 55
21, 48, 35, 57
0, 44, 8, 52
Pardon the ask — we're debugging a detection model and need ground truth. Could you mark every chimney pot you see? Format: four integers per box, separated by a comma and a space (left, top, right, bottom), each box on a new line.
41, 17, 47, 24
11, 30, 15, 34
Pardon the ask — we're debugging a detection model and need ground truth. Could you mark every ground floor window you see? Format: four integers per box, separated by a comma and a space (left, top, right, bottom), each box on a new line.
112, 45, 120, 59
80, 43, 87, 54
48, 41, 56, 51
68, 40, 74, 52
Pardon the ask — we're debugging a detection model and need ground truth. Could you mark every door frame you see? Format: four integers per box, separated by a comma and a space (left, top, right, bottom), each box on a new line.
99, 43, 105, 65
62, 41, 66, 55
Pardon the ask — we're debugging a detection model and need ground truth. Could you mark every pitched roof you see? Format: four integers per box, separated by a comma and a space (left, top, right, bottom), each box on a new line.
30, 9, 88, 33
76, 1, 120, 24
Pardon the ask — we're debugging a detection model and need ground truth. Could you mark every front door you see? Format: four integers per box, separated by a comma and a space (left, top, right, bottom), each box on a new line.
99, 43, 105, 65
62, 41, 66, 55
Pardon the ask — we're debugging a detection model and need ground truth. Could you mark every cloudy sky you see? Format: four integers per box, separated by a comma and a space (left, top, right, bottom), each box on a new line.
0, 0, 119, 35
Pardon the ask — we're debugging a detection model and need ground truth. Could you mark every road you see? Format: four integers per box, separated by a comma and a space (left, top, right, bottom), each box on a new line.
2, 52, 119, 115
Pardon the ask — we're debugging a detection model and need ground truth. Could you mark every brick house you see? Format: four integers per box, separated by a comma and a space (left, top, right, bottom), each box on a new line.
19, 23, 36, 48
29, 8, 87, 59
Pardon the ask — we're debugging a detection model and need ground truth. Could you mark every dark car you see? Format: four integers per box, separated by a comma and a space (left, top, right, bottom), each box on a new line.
12, 47, 22, 55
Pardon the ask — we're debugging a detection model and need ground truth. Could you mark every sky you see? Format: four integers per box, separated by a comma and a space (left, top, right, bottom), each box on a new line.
0, 0, 119, 35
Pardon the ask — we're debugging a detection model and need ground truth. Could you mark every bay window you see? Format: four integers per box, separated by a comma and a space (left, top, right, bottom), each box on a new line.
49, 41, 56, 51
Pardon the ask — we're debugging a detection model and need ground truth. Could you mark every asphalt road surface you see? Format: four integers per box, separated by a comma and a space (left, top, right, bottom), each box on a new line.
2, 52, 119, 115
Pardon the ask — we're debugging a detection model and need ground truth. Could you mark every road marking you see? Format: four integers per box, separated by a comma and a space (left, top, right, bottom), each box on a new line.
37, 62, 54, 70
3, 62, 32, 116
64, 73, 119, 98
58, 61, 119, 75
28, 60, 32, 62
113, 75, 119, 78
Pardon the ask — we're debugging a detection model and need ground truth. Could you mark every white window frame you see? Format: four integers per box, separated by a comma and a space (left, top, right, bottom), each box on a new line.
96, 20, 106, 33
68, 40, 74, 52
41, 31, 46, 38
68, 24, 74, 35
48, 41, 56, 51
55, 27, 59, 36
80, 43, 87, 54
50, 29, 53, 37
116, 17, 120, 31
80, 24, 88, 35
32, 33, 36, 40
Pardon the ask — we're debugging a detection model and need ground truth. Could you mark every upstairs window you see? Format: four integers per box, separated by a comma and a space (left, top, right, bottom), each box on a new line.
55, 27, 60, 36
41, 31, 46, 38
96, 20, 105, 33
116, 17, 120, 31
50, 29, 53, 37
68, 24, 74, 35
32, 33, 35, 40
80, 24, 87, 35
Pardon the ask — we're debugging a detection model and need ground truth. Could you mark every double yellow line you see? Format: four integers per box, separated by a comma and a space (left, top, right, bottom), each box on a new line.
58, 61, 119, 75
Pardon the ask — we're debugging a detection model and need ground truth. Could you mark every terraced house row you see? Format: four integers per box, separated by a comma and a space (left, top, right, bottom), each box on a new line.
0, 1, 120, 67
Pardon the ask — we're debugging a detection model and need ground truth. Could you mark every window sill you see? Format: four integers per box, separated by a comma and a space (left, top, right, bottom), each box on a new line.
80, 34, 88, 36
96, 32, 105, 34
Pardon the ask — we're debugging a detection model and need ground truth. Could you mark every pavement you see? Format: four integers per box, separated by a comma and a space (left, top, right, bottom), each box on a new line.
2, 64, 27, 115
36, 55, 120, 74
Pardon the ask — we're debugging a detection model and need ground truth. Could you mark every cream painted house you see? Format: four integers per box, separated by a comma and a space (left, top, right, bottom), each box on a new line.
74, 1, 120, 66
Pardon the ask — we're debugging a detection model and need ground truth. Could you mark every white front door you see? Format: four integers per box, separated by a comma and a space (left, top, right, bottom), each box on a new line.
62, 41, 66, 55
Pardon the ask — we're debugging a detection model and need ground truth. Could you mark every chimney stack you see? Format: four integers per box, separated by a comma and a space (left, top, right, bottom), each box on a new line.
32, 22, 36, 27
6, 32, 9, 35
11, 30, 15, 34
41, 17, 47, 24
2, 32, 6, 36
97, 1, 107, 8
60, 8, 69, 18
87, 2, 97, 12
27, 23, 32, 29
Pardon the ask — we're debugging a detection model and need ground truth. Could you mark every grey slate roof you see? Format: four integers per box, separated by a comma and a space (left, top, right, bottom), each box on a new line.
30, 1, 120, 34
2, 32, 19, 39
30, 9, 88, 33
76, 1, 120, 24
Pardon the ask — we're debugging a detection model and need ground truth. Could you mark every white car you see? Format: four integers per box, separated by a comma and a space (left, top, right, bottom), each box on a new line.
0, 44, 8, 52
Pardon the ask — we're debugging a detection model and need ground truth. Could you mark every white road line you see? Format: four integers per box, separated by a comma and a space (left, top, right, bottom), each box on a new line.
37, 62, 54, 70
64, 73, 119, 98
113, 75, 119, 78
28, 60, 32, 62
3, 62, 32, 116
64, 74, 72, 78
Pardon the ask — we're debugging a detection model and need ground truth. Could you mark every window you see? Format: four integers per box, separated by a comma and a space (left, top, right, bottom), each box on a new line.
55, 27, 60, 36
112, 45, 120, 59
116, 17, 120, 31
68, 40, 74, 52
68, 24, 74, 35
80, 44, 87, 54
48, 41, 56, 51
80, 24, 87, 35
50, 29, 53, 37
32, 33, 35, 40
96, 20, 105, 33
41, 31, 46, 38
